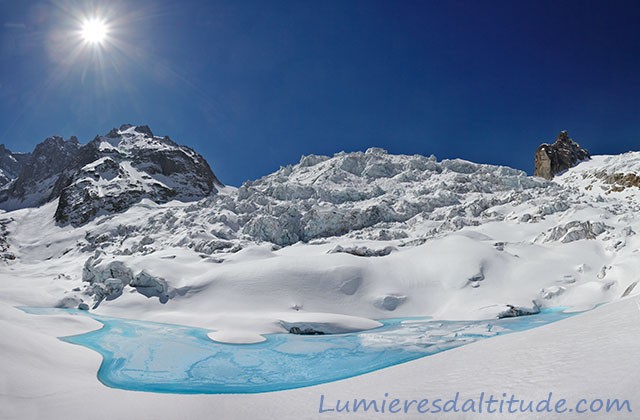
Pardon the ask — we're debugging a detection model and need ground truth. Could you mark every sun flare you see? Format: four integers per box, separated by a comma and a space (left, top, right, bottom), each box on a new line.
81, 18, 107, 44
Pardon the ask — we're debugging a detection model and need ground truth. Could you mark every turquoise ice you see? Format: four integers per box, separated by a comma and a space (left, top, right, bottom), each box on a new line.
21, 307, 576, 394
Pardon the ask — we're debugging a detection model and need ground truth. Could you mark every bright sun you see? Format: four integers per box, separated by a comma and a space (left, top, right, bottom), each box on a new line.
81, 18, 107, 44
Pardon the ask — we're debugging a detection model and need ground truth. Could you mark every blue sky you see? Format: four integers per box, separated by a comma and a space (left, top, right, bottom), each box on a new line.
1, 0, 639, 186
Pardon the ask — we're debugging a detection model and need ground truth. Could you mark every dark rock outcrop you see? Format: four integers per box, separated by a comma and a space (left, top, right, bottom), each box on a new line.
56, 126, 221, 226
0, 218, 16, 261
288, 326, 326, 335
0, 136, 82, 209
328, 244, 395, 257
594, 171, 640, 193
534, 131, 590, 180
0, 125, 222, 225
497, 302, 541, 319
0, 145, 30, 187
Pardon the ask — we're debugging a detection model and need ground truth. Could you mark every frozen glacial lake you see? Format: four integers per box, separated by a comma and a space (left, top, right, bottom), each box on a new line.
22, 307, 575, 394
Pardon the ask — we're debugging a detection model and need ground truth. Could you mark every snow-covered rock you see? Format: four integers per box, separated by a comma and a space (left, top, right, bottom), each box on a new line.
0, 135, 81, 209
496, 302, 541, 318
0, 144, 30, 187
56, 125, 221, 225
328, 244, 395, 257
0, 125, 221, 225
540, 220, 609, 243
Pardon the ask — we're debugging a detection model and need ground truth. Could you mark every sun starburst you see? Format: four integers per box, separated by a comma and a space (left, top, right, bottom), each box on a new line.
80, 18, 108, 44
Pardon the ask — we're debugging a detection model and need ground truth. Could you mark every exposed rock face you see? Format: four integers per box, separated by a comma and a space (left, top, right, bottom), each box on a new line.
534, 131, 590, 179
55, 126, 221, 226
594, 171, 640, 193
287, 327, 325, 335
0, 125, 221, 225
0, 145, 30, 187
497, 302, 541, 319
0, 136, 83, 209
0, 137, 80, 209
0, 218, 16, 261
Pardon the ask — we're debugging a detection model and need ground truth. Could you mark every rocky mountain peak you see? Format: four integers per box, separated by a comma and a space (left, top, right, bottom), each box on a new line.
0, 135, 81, 207
0, 125, 221, 224
134, 125, 154, 137
534, 131, 590, 180
35, 135, 80, 151
556, 130, 570, 142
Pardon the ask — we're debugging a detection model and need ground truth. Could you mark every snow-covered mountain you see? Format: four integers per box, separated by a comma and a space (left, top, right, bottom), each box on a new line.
0, 125, 221, 225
